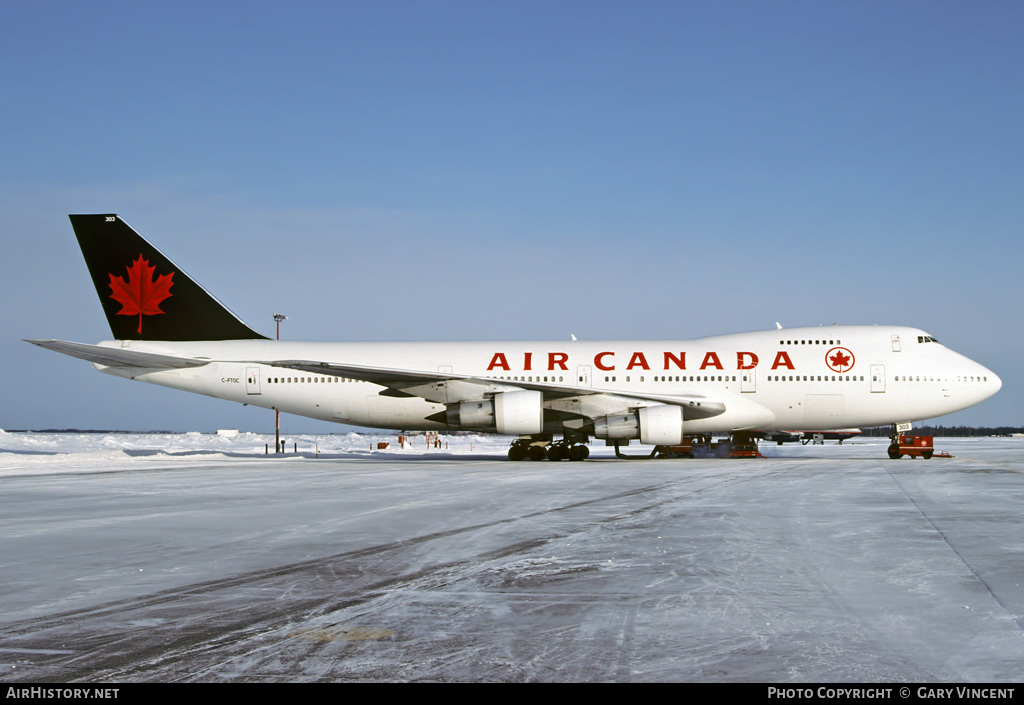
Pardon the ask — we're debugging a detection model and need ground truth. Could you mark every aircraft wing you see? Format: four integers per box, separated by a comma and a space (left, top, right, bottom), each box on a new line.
25, 339, 211, 369
269, 359, 726, 421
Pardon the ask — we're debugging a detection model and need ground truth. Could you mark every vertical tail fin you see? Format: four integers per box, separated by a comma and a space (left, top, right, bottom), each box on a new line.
70, 214, 267, 341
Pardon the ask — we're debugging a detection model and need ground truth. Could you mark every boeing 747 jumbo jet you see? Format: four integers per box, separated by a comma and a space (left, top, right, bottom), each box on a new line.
28, 215, 1001, 460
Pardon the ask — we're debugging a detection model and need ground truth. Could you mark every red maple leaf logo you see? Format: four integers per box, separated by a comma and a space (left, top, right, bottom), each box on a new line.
108, 255, 174, 334
826, 347, 855, 373
829, 350, 851, 369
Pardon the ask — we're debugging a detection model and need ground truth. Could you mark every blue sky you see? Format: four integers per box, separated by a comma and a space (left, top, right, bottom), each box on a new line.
1, 1, 1020, 432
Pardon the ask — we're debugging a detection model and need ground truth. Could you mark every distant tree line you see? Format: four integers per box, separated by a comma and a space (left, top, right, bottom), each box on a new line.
862, 425, 1024, 437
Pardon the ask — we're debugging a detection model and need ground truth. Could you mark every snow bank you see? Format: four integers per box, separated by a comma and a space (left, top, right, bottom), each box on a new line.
0, 431, 515, 476
1, 431, 1013, 478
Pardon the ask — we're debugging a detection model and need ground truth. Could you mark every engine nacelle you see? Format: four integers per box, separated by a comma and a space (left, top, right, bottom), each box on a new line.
447, 399, 495, 428
446, 390, 544, 435
494, 390, 544, 435
593, 404, 683, 445
593, 413, 640, 440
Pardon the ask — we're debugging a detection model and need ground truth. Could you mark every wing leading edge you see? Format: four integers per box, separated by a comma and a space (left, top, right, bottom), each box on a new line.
267, 358, 727, 421
24, 341, 727, 424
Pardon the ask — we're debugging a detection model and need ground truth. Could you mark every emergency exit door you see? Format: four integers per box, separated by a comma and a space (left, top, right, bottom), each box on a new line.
870, 364, 885, 393
246, 367, 261, 395
741, 369, 756, 393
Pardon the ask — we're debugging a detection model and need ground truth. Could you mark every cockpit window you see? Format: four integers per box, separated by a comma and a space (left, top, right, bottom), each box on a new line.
917, 335, 940, 344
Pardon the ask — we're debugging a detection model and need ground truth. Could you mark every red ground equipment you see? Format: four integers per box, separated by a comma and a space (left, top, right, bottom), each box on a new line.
888, 435, 953, 459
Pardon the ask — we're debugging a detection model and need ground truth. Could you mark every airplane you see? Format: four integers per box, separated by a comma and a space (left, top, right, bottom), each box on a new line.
27, 214, 1002, 461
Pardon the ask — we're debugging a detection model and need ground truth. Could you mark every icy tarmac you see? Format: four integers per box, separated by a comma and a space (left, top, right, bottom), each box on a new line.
0, 431, 1022, 682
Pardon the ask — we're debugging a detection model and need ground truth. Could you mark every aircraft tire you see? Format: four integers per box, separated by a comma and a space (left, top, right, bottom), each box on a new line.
568, 445, 590, 461
527, 445, 546, 461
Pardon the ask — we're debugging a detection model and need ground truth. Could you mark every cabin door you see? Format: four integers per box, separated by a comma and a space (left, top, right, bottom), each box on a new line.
741, 369, 756, 393
870, 364, 886, 393
246, 367, 262, 395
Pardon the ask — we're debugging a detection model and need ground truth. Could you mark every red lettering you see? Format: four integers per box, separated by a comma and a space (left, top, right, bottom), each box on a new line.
548, 352, 568, 371
523, 352, 533, 371
770, 351, 795, 370
626, 352, 650, 370
594, 351, 615, 371
663, 352, 686, 370
737, 351, 759, 370
487, 352, 510, 371
699, 351, 723, 370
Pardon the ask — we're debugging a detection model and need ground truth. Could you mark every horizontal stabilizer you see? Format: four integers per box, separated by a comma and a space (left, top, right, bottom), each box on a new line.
24, 339, 210, 369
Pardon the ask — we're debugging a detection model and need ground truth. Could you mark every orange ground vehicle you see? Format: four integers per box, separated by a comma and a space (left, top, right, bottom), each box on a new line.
887, 435, 952, 459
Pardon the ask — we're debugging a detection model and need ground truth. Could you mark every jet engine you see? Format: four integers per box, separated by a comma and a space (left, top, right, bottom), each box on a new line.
445, 390, 544, 435
593, 404, 683, 445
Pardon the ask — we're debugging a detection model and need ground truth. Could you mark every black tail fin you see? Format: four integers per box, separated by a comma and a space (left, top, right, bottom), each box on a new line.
70, 214, 267, 341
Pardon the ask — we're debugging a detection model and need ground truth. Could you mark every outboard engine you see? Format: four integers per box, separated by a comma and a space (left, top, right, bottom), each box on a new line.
445, 390, 544, 435
593, 404, 683, 445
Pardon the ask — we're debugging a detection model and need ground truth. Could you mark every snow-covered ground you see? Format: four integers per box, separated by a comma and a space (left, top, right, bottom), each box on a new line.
1, 429, 1020, 475
1, 432, 1022, 682
0, 429, 519, 476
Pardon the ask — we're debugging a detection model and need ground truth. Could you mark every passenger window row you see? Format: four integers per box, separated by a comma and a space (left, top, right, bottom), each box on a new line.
769, 375, 863, 381
264, 376, 358, 384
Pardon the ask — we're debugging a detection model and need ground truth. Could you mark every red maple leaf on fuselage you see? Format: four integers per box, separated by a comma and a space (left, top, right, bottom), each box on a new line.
108, 255, 175, 334
829, 350, 852, 370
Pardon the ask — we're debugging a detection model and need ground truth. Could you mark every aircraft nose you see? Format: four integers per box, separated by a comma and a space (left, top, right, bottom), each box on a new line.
988, 368, 1002, 396
975, 364, 1002, 401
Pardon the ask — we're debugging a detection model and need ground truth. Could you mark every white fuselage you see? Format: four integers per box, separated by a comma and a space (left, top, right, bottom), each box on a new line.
91, 325, 1001, 435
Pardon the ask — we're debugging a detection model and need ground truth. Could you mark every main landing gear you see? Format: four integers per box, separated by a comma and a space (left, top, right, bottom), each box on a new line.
508, 437, 590, 461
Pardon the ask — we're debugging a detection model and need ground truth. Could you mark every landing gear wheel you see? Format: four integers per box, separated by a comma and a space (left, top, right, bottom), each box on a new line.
887, 443, 901, 460
568, 444, 590, 461
508, 445, 528, 461
546, 444, 567, 461
527, 445, 546, 461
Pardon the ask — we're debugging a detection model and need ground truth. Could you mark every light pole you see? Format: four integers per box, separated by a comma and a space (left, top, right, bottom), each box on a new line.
273, 313, 287, 452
